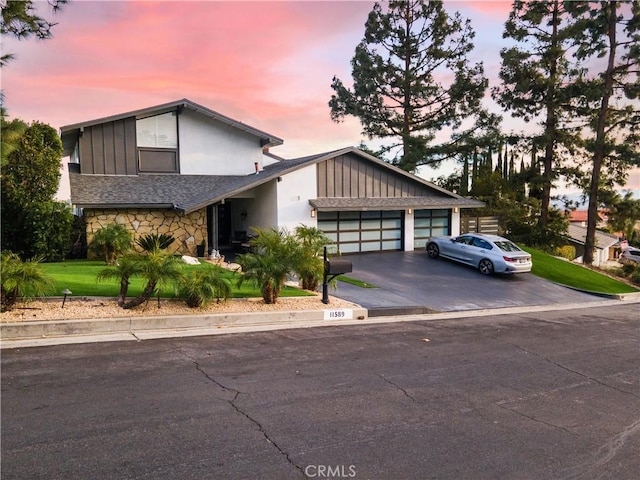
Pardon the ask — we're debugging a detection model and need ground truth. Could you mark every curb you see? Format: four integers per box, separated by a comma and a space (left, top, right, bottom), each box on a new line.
0, 306, 369, 347
558, 286, 640, 300
2, 296, 638, 350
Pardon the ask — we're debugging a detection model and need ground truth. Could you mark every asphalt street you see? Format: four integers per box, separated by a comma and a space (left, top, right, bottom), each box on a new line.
2, 303, 639, 479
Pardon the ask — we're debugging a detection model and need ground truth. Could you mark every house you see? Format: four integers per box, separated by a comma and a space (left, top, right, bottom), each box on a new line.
566, 224, 620, 267
60, 99, 483, 257
568, 209, 609, 228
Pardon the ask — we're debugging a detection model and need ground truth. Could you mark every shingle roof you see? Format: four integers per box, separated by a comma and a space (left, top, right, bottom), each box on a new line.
566, 224, 620, 249
70, 146, 485, 214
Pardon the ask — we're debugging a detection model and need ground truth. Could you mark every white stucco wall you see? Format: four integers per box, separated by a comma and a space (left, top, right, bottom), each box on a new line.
248, 181, 278, 231
276, 164, 318, 231
178, 109, 264, 175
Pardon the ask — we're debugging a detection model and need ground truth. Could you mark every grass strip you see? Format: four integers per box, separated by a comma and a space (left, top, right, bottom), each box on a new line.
337, 275, 378, 288
523, 247, 638, 295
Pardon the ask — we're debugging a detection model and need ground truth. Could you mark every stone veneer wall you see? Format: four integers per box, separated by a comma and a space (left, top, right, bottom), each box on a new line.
84, 208, 207, 257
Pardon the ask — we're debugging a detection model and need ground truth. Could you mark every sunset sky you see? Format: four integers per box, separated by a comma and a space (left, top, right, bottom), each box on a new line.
2, 0, 638, 199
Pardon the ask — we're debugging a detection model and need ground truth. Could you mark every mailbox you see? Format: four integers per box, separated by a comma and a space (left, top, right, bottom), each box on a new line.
324, 258, 352, 275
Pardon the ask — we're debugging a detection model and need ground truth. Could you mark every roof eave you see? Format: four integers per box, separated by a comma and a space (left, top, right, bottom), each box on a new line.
75, 203, 183, 212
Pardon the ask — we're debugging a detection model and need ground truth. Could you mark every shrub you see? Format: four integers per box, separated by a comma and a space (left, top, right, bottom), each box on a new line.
293, 225, 333, 291
236, 227, 298, 304
121, 251, 184, 309
24, 200, 75, 262
179, 267, 232, 308
96, 255, 142, 307
136, 233, 175, 253
621, 262, 637, 276
555, 245, 576, 261
90, 223, 132, 265
1, 251, 53, 311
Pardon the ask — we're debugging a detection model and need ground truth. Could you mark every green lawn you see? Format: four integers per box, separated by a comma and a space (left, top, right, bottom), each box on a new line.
41, 250, 638, 299
41, 260, 312, 298
337, 275, 378, 288
522, 247, 639, 295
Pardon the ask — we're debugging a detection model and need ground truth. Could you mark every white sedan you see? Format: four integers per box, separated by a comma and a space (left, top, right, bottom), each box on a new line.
426, 233, 532, 275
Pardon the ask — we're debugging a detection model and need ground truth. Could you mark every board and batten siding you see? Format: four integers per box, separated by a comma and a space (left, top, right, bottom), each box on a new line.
78, 117, 137, 175
317, 152, 441, 198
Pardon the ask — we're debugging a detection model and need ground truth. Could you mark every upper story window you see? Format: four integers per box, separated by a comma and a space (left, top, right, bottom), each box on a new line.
136, 112, 177, 148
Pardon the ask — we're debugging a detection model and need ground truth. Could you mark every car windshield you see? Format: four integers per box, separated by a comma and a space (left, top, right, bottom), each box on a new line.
494, 240, 522, 253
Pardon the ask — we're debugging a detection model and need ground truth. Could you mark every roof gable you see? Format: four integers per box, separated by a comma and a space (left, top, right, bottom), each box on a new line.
60, 98, 283, 156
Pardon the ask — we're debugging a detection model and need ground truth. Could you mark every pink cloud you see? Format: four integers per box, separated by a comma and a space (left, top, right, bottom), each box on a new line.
456, 0, 513, 16
3, 2, 370, 131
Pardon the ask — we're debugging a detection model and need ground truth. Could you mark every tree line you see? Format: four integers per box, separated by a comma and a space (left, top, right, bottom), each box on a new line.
330, 0, 639, 264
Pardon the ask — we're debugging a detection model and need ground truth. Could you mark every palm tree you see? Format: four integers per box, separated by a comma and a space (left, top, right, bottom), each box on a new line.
1, 251, 53, 312
179, 266, 232, 308
293, 225, 332, 291
236, 227, 297, 304
136, 233, 175, 253
96, 255, 142, 307
89, 223, 132, 265
122, 251, 184, 309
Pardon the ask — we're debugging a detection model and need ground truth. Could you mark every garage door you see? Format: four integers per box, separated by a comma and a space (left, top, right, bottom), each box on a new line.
318, 210, 403, 253
414, 209, 450, 249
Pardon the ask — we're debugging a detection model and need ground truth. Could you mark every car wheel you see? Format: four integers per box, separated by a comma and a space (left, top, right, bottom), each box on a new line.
426, 243, 439, 259
478, 259, 494, 275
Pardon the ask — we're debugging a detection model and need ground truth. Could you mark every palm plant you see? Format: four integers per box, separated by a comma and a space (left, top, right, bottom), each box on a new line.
179, 266, 232, 308
293, 225, 332, 291
122, 251, 184, 309
136, 233, 175, 253
1, 251, 53, 312
96, 255, 142, 307
236, 227, 298, 304
89, 223, 132, 265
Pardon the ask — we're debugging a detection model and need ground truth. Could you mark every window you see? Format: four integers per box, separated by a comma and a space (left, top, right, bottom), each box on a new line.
472, 238, 493, 250
136, 112, 178, 173
136, 112, 177, 148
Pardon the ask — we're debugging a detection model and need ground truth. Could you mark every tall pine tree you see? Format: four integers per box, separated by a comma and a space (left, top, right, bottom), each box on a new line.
329, 0, 490, 173
492, 0, 589, 229
573, 0, 640, 264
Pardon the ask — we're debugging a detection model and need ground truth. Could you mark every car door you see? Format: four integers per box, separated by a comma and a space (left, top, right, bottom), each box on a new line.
444, 235, 473, 262
468, 237, 493, 265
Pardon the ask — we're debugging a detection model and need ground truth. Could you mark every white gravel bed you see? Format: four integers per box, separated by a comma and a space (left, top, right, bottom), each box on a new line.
1, 295, 360, 323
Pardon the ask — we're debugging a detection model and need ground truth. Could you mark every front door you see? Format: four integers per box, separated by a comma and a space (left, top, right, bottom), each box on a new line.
217, 202, 231, 248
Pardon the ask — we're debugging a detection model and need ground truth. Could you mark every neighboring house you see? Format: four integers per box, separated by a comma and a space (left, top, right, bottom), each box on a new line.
61, 99, 483, 257
568, 209, 609, 228
566, 224, 620, 267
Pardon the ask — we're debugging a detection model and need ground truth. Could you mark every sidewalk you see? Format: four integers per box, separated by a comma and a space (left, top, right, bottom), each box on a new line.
2, 294, 639, 349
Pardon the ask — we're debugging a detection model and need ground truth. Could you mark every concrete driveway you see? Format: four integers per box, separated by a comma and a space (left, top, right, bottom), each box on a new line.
329, 251, 603, 314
